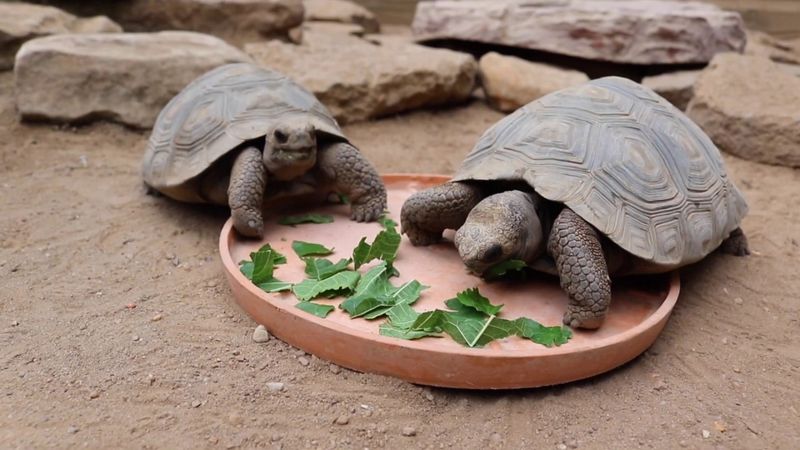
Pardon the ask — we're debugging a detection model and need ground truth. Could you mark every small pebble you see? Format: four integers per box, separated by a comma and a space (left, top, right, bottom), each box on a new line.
734, 297, 743, 305
192, 400, 202, 408
132, 336, 140, 342
151, 314, 163, 322
679, 440, 688, 447
208, 437, 219, 444
228, 412, 244, 426
89, 391, 100, 400
329, 364, 341, 374
252, 325, 270, 343
701, 429, 710, 439
266, 382, 285, 392
566, 439, 578, 449
298, 357, 310, 367
401, 426, 417, 437
11, 320, 19, 327
557, 444, 567, 450
334, 415, 350, 425
67, 426, 79, 434
423, 390, 434, 402
146, 374, 156, 385
207, 280, 218, 288
733, 367, 741, 373
653, 380, 667, 391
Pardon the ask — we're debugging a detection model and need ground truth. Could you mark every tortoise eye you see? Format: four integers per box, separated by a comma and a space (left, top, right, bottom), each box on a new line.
274, 129, 288, 143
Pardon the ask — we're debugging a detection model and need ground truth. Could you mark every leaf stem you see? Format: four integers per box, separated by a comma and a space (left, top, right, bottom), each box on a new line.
469, 314, 495, 347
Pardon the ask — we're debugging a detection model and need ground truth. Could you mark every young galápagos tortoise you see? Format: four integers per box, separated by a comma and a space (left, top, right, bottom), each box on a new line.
401, 76, 749, 329
142, 63, 387, 237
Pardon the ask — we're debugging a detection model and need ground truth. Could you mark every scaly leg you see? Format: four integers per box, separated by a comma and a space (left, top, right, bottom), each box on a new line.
317, 142, 386, 222
401, 182, 485, 246
228, 146, 267, 238
547, 208, 611, 329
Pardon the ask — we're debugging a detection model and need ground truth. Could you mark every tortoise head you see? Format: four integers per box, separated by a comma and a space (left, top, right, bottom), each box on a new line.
454, 191, 545, 276
263, 123, 317, 180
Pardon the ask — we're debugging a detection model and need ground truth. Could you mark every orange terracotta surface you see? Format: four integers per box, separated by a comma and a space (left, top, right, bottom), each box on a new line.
219, 174, 680, 389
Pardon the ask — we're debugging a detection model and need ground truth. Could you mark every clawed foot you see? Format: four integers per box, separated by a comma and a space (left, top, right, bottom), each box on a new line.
350, 194, 386, 223
563, 308, 605, 330
231, 206, 264, 238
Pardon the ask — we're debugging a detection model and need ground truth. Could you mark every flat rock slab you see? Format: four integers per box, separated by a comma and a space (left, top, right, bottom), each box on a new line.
686, 53, 800, 168
31, 0, 304, 46
245, 31, 477, 124
641, 70, 701, 111
15, 32, 252, 128
0, 2, 121, 70
479, 52, 589, 112
304, 0, 380, 33
412, 0, 746, 65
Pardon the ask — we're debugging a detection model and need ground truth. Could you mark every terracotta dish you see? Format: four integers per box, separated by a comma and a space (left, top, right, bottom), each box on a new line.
219, 174, 679, 389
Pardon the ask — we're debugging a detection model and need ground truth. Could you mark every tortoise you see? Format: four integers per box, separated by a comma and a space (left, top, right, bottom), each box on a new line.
142, 63, 386, 237
401, 76, 749, 330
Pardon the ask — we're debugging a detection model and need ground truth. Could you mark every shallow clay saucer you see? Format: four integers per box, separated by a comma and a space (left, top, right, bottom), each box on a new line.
219, 174, 679, 389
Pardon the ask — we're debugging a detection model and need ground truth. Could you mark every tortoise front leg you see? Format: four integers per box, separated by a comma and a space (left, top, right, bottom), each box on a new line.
228, 146, 267, 238
401, 182, 485, 246
317, 142, 386, 222
547, 208, 611, 329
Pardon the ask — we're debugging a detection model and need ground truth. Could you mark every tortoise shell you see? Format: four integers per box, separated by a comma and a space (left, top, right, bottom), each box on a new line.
142, 63, 345, 202
453, 76, 748, 268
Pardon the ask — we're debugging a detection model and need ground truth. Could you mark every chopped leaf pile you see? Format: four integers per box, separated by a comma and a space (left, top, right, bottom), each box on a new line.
379, 287, 572, 348
238, 215, 571, 348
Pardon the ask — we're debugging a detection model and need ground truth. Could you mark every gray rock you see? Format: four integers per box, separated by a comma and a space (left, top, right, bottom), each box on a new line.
686, 53, 800, 168
0, 2, 121, 70
30, 0, 303, 46
641, 70, 702, 111
252, 325, 270, 343
14, 32, 252, 128
412, 0, 745, 64
245, 31, 476, 124
401, 426, 417, 437
266, 382, 285, 392
304, 0, 379, 33
478, 52, 589, 112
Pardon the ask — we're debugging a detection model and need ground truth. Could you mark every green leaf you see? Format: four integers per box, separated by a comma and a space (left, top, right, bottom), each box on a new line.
339, 262, 393, 317
485, 259, 528, 279
278, 214, 334, 226
303, 258, 351, 280
292, 240, 334, 257
352, 228, 401, 269
353, 262, 390, 295
440, 315, 516, 348
295, 302, 335, 318
451, 287, 503, 316
379, 215, 398, 231
379, 323, 441, 340
249, 249, 278, 284
257, 279, 293, 292
362, 280, 428, 320
341, 296, 392, 318
514, 318, 573, 347
410, 310, 445, 333
292, 270, 360, 301
385, 303, 420, 329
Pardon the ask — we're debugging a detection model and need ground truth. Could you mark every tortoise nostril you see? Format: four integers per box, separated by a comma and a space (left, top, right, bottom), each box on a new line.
481, 244, 503, 262
274, 129, 288, 143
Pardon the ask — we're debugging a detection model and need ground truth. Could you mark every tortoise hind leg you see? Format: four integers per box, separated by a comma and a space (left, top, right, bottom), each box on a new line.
401, 182, 485, 246
719, 227, 750, 256
547, 208, 611, 330
228, 146, 267, 238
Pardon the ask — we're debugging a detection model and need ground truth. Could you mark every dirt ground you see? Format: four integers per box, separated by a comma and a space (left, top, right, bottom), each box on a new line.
1, 65, 798, 450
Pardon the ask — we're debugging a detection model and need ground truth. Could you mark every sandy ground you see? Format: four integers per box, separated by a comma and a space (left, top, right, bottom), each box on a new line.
1, 66, 799, 450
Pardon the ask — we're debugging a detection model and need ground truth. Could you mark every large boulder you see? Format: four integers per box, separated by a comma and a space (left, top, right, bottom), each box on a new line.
303, 0, 380, 33
641, 70, 701, 111
686, 53, 800, 168
478, 52, 589, 112
30, 0, 304, 46
0, 2, 121, 70
412, 0, 746, 65
244, 31, 477, 124
14, 32, 252, 128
